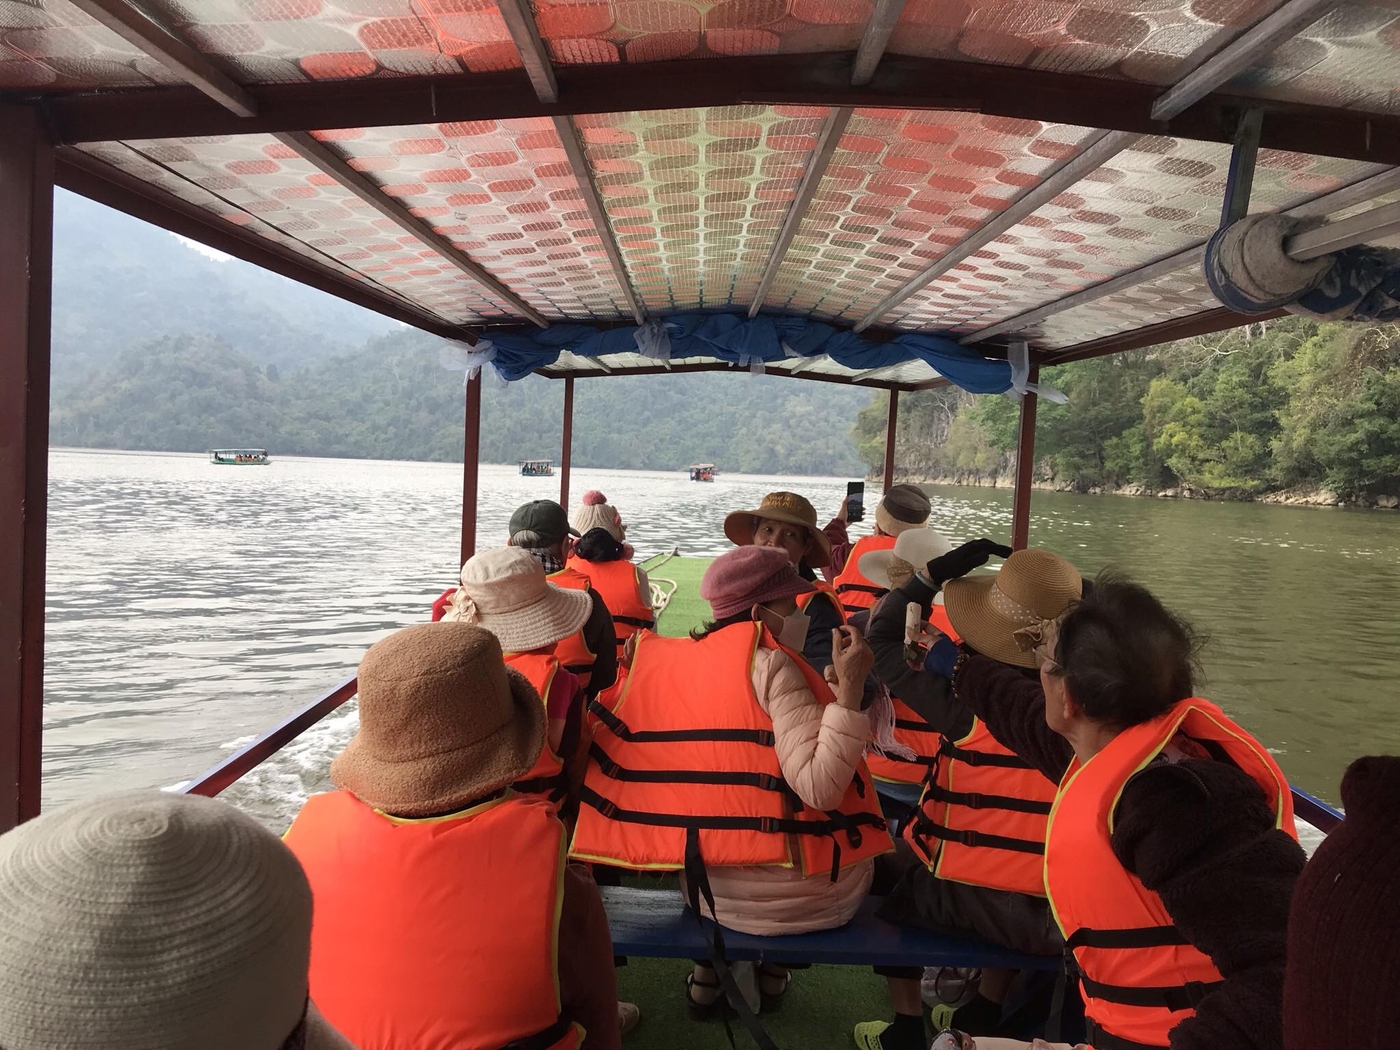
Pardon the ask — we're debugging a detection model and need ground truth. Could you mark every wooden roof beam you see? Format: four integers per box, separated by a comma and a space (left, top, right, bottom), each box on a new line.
63, 0, 256, 117
273, 132, 548, 328
496, 0, 558, 104
851, 0, 908, 86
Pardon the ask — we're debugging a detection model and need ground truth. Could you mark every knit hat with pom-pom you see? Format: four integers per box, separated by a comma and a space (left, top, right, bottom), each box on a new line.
572, 491, 625, 543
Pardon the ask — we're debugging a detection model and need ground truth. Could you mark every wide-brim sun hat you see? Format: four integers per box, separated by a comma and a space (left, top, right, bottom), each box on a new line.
723, 491, 832, 568
446, 545, 592, 652
702, 545, 815, 620
331, 622, 546, 818
0, 789, 350, 1050
858, 527, 955, 589
943, 548, 1083, 668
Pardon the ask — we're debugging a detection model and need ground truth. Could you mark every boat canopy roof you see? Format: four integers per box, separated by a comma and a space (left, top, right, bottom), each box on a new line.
19, 0, 1400, 392
210, 448, 268, 455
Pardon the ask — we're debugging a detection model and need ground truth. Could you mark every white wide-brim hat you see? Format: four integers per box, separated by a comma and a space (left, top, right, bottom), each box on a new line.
447, 546, 592, 652
859, 527, 955, 590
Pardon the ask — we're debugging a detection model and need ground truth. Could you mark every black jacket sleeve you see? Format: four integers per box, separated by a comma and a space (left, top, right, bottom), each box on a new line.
1112, 759, 1305, 1050
951, 655, 1072, 782
581, 594, 617, 698
866, 577, 974, 740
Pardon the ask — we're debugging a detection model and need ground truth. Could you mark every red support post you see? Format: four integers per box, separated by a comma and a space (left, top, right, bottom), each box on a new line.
0, 105, 54, 831
459, 372, 483, 568
882, 388, 899, 492
559, 377, 574, 511
1011, 370, 1040, 551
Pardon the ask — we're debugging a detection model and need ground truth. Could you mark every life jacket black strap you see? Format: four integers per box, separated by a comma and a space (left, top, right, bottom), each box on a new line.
877, 750, 941, 767
499, 1011, 576, 1050
512, 772, 568, 803
580, 786, 886, 843
912, 818, 1045, 856
1077, 974, 1223, 1012
588, 744, 803, 804
613, 615, 655, 629
894, 719, 937, 734
939, 737, 1034, 769
588, 699, 775, 746
836, 583, 885, 596
565, 664, 594, 678
920, 783, 1053, 815
1082, 1019, 1171, 1050
1066, 925, 1190, 950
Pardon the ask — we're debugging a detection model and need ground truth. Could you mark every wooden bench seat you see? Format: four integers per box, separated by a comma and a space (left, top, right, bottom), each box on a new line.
601, 886, 1060, 970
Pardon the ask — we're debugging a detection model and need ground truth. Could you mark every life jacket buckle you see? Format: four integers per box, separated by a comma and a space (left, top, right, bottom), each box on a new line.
757, 774, 784, 793
758, 817, 782, 834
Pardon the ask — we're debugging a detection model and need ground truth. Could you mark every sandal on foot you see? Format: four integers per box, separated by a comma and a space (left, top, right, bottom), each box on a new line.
758, 964, 791, 1013
685, 971, 725, 1021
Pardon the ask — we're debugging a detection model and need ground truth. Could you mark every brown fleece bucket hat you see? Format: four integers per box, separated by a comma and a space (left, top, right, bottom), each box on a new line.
723, 491, 832, 568
943, 548, 1082, 669
331, 622, 545, 817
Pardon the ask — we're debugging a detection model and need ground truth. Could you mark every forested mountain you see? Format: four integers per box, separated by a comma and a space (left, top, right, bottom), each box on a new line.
51, 190, 395, 384
853, 318, 1400, 502
50, 331, 870, 475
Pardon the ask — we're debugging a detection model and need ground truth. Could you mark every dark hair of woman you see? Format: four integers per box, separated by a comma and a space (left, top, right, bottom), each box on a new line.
690, 610, 756, 642
574, 527, 625, 563
1048, 570, 1203, 730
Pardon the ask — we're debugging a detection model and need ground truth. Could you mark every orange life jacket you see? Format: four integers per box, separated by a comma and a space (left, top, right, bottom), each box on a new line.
866, 604, 960, 787
285, 791, 581, 1050
503, 650, 568, 805
565, 555, 655, 659
902, 712, 1056, 897
548, 567, 597, 690
569, 621, 892, 880
796, 582, 847, 624
832, 534, 896, 615
1045, 698, 1297, 1049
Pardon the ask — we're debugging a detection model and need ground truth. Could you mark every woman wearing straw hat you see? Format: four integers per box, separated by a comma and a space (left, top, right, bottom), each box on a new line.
285, 622, 629, 1050
724, 491, 845, 674
857, 546, 1077, 1050
444, 546, 593, 809
947, 572, 1303, 1050
570, 545, 892, 1018
825, 484, 933, 615
0, 790, 356, 1050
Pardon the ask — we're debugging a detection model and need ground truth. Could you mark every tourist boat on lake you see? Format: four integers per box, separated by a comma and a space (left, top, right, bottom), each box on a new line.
519, 459, 554, 477
209, 448, 269, 466
688, 464, 716, 482
4, 1, 1389, 1040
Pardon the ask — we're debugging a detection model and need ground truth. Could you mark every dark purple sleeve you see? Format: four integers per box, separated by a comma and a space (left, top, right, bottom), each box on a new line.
952, 655, 1072, 782
1112, 760, 1305, 1050
822, 518, 851, 581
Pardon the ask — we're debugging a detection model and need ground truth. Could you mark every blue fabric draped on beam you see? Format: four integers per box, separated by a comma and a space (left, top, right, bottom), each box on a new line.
482, 313, 1014, 393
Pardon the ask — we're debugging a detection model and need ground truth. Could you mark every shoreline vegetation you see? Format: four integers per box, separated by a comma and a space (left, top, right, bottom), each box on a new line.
854, 318, 1400, 512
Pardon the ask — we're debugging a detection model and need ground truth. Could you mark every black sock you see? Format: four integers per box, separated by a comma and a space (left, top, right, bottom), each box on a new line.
952, 994, 1002, 1035
883, 1011, 925, 1050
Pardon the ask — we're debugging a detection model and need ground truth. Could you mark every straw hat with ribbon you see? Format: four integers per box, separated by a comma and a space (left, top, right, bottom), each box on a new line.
723, 491, 832, 568
943, 548, 1083, 669
331, 621, 545, 817
0, 789, 356, 1050
443, 546, 592, 652
859, 527, 955, 591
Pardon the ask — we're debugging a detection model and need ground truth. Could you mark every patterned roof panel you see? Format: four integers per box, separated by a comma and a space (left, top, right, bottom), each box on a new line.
319, 119, 635, 319
1020, 264, 1220, 349
574, 104, 829, 311
0, 0, 185, 89
889, 140, 1385, 333
79, 134, 517, 323
759, 108, 1098, 322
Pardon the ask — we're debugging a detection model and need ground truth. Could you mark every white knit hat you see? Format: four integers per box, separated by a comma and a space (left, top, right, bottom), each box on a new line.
572, 490, 625, 543
445, 546, 592, 652
0, 790, 353, 1050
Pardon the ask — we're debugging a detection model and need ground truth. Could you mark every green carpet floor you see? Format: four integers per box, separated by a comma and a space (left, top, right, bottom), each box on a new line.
621, 555, 894, 1047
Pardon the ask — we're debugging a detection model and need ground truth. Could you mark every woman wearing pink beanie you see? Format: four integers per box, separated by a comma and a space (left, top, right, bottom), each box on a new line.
567, 491, 654, 661
571, 545, 893, 1018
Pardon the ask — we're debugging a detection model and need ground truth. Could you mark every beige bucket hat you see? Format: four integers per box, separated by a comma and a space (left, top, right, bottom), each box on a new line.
943, 548, 1082, 668
331, 622, 545, 818
858, 527, 955, 590
444, 546, 592, 652
723, 491, 832, 568
0, 789, 355, 1050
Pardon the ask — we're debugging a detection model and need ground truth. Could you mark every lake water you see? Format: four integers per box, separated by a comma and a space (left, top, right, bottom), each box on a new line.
43, 449, 1399, 833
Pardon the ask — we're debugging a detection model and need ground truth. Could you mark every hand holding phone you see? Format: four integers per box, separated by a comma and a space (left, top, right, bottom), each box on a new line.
845, 481, 865, 524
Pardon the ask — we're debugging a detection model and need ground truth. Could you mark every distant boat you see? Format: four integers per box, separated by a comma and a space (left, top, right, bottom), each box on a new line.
210, 448, 269, 466
520, 459, 554, 477
688, 463, 716, 482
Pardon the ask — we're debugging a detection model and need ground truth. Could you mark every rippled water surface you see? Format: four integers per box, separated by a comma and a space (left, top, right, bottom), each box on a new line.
43, 450, 1399, 829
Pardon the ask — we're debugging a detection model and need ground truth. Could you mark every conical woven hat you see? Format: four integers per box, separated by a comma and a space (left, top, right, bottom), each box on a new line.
0, 790, 316, 1050
943, 548, 1082, 668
